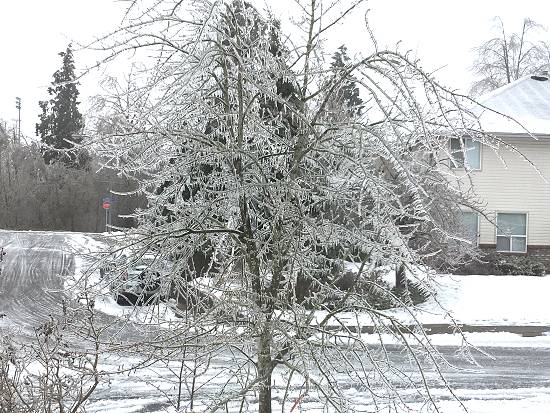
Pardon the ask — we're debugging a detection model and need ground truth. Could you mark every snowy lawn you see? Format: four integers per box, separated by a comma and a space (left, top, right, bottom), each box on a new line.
383, 274, 550, 326
313, 272, 550, 348
66, 233, 550, 348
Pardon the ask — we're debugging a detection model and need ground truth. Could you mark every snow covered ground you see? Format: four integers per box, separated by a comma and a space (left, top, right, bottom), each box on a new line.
311, 270, 550, 348
4, 230, 550, 412
66, 232, 550, 348
69, 234, 550, 411
372, 274, 550, 348
386, 273, 550, 327
84, 344, 550, 413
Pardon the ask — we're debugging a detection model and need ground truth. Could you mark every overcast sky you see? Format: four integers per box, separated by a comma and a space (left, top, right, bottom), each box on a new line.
1, 0, 550, 138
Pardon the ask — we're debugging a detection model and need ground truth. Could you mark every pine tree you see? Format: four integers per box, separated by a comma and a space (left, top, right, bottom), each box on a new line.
36, 45, 86, 168
329, 45, 364, 117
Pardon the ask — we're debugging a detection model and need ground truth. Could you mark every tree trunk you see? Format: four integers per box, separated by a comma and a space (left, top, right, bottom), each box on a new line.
257, 324, 272, 413
396, 264, 406, 290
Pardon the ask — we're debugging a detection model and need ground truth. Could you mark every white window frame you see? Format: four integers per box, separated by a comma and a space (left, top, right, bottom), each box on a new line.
449, 137, 481, 170
461, 211, 480, 245
495, 212, 528, 253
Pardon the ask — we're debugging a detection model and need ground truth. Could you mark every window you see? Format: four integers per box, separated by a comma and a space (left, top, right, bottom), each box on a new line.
450, 137, 481, 169
496, 213, 527, 253
461, 211, 479, 244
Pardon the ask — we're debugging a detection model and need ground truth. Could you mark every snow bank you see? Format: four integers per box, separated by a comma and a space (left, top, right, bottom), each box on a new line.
384, 274, 550, 326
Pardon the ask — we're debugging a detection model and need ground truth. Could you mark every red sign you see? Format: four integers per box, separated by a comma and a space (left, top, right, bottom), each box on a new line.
102, 202, 111, 210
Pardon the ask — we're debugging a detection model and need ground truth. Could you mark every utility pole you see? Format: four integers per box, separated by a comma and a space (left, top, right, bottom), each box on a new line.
15, 97, 21, 145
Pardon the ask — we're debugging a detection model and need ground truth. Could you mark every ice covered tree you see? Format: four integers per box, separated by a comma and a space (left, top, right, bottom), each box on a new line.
89, 0, 491, 411
36, 45, 87, 168
470, 17, 550, 96
327, 45, 364, 117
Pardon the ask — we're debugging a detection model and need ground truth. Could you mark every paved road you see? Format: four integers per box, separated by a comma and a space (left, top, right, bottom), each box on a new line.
0, 229, 160, 343
1, 230, 550, 412
0, 230, 75, 337
84, 344, 550, 412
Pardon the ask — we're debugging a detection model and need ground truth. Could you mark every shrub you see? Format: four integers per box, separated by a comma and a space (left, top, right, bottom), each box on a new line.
392, 280, 430, 306
456, 251, 546, 276
294, 266, 396, 310
493, 255, 545, 276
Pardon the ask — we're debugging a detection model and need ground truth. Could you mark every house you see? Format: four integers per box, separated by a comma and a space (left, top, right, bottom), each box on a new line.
454, 73, 550, 267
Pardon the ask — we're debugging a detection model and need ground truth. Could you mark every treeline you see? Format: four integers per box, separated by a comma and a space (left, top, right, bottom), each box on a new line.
0, 139, 144, 232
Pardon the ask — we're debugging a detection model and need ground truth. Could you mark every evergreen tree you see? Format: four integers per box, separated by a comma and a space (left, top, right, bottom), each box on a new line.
328, 45, 364, 117
36, 45, 86, 168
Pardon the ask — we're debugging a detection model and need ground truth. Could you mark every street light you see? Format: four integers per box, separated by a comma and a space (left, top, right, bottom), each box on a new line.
15, 97, 21, 145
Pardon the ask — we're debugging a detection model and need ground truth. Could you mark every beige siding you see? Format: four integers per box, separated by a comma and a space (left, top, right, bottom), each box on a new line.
468, 138, 550, 246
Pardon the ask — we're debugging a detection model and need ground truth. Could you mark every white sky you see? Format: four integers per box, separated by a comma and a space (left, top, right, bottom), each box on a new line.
1, 0, 549, 138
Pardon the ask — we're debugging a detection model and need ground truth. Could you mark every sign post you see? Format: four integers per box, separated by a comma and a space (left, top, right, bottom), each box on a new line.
102, 195, 113, 233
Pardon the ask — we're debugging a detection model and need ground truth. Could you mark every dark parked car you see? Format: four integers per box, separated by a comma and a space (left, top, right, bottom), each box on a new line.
102, 252, 168, 306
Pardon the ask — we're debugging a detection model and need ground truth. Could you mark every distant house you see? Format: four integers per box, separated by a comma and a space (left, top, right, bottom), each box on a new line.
453, 73, 550, 266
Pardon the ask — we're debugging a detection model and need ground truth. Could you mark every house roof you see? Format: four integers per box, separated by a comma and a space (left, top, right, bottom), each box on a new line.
477, 75, 550, 135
